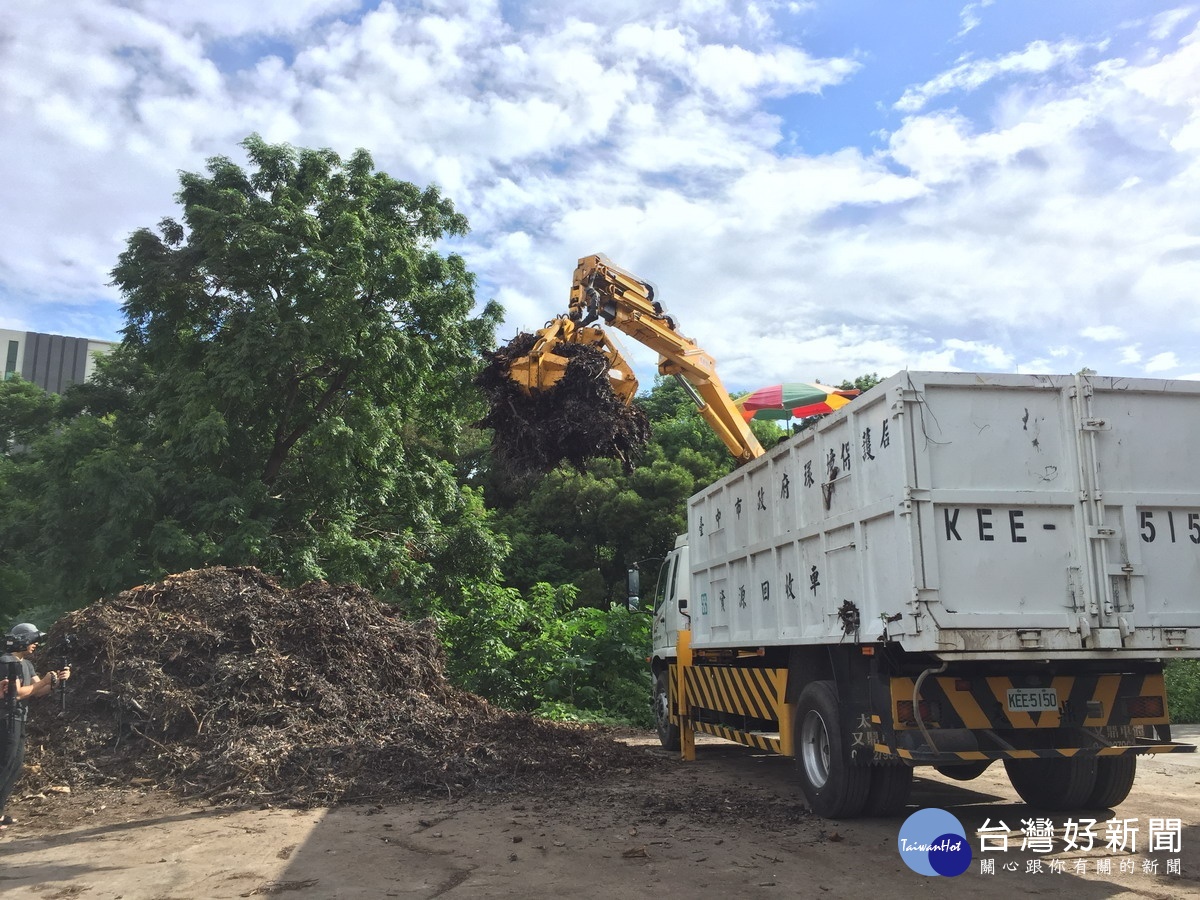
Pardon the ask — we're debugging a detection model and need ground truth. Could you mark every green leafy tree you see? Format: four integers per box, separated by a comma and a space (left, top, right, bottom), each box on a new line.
0, 377, 58, 453
1, 135, 502, 613
841, 373, 882, 393
0, 378, 62, 616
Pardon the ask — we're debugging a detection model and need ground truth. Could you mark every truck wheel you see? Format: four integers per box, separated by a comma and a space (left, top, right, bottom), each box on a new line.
794, 681, 870, 819
1003, 757, 1097, 810
862, 765, 913, 817
1084, 757, 1136, 809
653, 670, 681, 751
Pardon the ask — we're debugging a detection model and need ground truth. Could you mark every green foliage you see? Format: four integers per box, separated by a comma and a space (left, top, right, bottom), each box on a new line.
544, 602, 653, 726
533, 702, 635, 726
437, 581, 653, 726
0, 377, 59, 452
1166, 659, 1200, 724
0, 135, 502, 616
436, 581, 568, 708
840, 373, 883, 393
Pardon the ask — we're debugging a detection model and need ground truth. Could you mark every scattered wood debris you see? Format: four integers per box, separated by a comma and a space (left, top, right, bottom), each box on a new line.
25, 567, 653, 807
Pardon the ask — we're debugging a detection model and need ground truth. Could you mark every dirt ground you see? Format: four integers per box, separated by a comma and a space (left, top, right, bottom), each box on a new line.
3, 728, 1200, 900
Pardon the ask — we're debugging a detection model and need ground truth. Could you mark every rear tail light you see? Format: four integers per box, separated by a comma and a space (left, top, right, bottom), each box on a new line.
896, 700, 934, 724
1125, 695, 1165, 719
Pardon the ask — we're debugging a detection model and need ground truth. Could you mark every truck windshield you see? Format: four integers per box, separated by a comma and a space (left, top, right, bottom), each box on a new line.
653, 557, 673, 613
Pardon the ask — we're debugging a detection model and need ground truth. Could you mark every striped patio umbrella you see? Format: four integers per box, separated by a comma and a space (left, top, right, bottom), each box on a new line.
735, 382, 861, 422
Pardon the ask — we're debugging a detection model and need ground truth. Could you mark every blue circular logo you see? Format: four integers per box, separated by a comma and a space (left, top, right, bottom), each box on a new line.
897, 808, 973, 876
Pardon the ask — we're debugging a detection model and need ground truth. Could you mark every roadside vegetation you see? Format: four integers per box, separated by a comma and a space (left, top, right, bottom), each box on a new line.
1167, 661, 1200, 724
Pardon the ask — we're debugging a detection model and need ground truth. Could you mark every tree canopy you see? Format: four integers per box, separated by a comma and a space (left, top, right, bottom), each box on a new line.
0, 135, 502, 614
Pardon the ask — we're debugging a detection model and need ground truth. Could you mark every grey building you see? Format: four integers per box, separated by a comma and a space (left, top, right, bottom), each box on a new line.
1, 328, 115, 393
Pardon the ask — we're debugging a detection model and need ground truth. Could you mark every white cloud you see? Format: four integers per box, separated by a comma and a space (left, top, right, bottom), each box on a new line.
1082, 325, 1126, 341
894, 38, 1102, 113
1149, 7, 1197, 41
690, 44, 858, 110
1145, 351, 1181, 372
1120, 345, 1143, 364
944, 338, 1015, 369
957, 0, 995, 39
137, 0, 363, 38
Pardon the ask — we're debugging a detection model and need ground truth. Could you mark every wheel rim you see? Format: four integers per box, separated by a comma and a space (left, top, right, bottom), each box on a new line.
800, 708, 832, 789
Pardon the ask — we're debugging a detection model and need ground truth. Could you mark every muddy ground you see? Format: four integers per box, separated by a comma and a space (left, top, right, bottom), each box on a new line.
3, 728, 1199, 899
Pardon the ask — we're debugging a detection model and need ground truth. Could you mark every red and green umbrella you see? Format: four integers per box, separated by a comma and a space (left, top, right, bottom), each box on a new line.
735, 382, 861, 422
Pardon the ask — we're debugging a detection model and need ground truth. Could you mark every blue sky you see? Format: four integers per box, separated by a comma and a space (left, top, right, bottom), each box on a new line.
2, 0, 1199, 389
772, 1, 1140, 153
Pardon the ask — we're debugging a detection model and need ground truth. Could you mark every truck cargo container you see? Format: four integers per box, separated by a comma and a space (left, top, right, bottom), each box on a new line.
651, 371, 1199, 817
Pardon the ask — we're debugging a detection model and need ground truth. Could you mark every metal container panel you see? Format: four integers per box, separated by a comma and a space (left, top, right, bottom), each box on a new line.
687, 372, 1200, 658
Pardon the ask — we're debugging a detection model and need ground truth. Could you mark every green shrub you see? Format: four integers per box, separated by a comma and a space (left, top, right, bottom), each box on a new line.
438, 581, 654, 727
534, 701, 630, 726
1166, 659, 1200, 724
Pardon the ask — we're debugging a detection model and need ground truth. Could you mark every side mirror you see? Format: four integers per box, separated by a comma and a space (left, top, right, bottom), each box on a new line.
626, 567, 640, 610
678, 597, 688, 611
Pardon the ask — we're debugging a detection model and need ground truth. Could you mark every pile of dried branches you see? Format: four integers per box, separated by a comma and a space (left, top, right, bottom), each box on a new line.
25, 567, 654, 807
475, 332, 651, 479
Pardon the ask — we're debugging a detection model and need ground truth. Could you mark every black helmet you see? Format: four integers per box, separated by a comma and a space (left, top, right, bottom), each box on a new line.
5, 623, 45, 650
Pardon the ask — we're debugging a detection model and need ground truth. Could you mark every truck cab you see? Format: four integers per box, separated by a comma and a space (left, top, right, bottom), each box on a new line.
651, 536, 689, 661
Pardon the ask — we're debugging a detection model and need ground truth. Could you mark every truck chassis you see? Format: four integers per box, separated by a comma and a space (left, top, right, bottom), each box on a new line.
655, 636, 1194, 818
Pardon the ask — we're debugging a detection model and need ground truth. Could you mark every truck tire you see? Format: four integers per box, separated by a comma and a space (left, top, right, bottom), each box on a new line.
1003, 757, 1097, 810
653, 670, 681, 751
1084, 756, 1136, 809
862, 764, 913, 817
794, 681, 870, 819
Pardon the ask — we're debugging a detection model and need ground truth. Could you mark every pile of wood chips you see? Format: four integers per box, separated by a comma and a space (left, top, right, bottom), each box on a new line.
474, 332, 651, 479
24, 567, 653, 807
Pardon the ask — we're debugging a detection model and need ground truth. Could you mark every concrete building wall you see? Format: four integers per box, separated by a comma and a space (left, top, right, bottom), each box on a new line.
1, 328, 25, 382
1, 328, 115, 392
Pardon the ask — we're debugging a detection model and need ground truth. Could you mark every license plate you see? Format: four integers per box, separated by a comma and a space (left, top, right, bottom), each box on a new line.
1007, 687, 1058, 712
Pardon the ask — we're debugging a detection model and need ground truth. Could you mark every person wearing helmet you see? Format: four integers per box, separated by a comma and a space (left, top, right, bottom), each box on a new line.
0, 623, 71, 831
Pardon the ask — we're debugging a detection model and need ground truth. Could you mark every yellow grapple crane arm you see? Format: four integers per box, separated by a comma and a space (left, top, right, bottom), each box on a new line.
508, 253, 764, 465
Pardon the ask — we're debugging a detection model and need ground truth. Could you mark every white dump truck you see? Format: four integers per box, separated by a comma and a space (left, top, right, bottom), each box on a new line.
500, 254, 1198, 818
652, 370, 1199, 817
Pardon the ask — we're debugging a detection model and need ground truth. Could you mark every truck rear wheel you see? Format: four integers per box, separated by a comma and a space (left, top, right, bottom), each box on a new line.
862, 765, 913, 817
1003, 757, 1097, 810
794, 681, 870, 819
653, 669, 681, 751
1085, 756, 1136, 809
